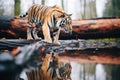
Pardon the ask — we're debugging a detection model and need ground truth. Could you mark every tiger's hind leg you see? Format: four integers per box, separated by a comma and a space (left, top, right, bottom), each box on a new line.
31, 21, 42, 40
27, 21, 42, 40
31, 27, 41, 39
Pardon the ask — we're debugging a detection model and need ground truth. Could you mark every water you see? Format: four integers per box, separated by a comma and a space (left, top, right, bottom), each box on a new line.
0, 39, 119, 80
20, 62, 120, 80
64, 62, 120, 80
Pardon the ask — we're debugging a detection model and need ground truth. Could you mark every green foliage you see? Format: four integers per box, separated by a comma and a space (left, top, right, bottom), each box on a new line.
82, 0, 97, 19
104, 65, 120, 80
41, 0, 45, 5
61, 0, 64, 10
88, 38, 118, 42
103, 0, 120, 17
14, 0, 20, 16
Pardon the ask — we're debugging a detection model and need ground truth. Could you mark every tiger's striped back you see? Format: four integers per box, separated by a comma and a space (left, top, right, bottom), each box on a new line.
27, 4, 64, 27
20, 4, 72, 44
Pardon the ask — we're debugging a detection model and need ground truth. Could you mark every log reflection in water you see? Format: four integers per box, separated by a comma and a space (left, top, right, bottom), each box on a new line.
59, 48, 120, 64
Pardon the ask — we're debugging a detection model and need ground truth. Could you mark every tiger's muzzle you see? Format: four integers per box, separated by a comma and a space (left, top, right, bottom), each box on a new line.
60, 23, 72, 35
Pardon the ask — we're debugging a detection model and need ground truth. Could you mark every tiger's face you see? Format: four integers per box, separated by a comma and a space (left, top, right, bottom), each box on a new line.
56, 13, 72, 34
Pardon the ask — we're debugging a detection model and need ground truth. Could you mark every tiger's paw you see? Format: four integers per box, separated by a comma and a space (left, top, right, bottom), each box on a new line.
54, 40, 61, 45
44, 38, 52, 43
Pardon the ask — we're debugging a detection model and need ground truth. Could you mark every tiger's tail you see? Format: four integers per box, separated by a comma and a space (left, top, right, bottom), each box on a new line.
19, 12, 28, 18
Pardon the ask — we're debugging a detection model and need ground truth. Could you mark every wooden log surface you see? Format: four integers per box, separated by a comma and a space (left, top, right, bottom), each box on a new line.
0, 39, 120, 64
72, 18, 120, 33
0, 16, 120, 39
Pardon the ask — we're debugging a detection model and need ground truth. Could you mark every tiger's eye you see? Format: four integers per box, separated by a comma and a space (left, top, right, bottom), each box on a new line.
60, 14, 65, 18
67, 19, 71, 24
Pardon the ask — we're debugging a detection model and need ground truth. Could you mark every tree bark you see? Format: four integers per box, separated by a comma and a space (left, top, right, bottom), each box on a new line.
0, 16, 120, 39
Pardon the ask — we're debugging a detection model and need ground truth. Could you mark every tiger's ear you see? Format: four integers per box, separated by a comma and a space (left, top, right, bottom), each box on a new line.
60, 13, 65, 17
68, 14, 72, 16
52, 5, 57, 8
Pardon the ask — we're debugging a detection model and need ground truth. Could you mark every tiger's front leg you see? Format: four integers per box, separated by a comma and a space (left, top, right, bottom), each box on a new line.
42, 24, 52, 43
53, 28, 61, 45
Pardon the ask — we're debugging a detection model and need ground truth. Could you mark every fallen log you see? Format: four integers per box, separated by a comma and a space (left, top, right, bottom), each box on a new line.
0, 16, 120, 39
71, 19, 120, 39
0, 39, 120, 65
0, 39, 119, 51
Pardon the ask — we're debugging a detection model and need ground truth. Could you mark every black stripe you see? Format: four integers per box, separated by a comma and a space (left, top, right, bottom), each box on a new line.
31, 29, 35, 39
52, 15, 56, 27
48, 23, 51, 29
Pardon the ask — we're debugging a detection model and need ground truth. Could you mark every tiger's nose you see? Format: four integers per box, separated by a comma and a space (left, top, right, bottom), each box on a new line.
60, 23, 66, 27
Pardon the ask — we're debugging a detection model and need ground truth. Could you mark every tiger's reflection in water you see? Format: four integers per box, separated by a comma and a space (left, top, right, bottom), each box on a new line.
25, 53, 72, 80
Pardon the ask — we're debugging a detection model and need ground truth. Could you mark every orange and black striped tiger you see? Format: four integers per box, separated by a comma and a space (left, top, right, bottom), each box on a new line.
20, 4, 72, 44
25, 53, 72, 80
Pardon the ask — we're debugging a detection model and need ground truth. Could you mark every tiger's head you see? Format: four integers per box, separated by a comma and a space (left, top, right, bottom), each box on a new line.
52, 5, 72, 35
56, 13, 72, 35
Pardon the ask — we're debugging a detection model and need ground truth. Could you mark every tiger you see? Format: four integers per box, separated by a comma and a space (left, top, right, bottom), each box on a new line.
20, 4, 72, 44
26, 53, 53, 80
25, 53, 72, 80
58, 63, 72, 80
47, 54, 72, 80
